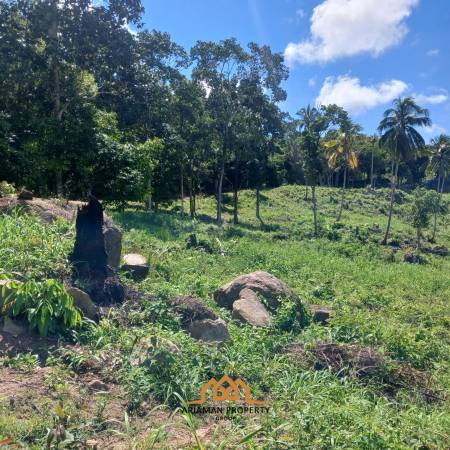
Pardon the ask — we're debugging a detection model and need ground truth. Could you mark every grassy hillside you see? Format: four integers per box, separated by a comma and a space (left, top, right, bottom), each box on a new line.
1, 186, 449, 449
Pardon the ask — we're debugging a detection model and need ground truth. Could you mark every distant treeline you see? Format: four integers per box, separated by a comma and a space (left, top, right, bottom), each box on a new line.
1, 0, 449, 219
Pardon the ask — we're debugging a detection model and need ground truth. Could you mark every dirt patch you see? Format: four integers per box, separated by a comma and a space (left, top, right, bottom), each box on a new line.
0, 330, 59, 359
0, 367, 53, 401
282, 342, 444, 402
283, 342, 386, 378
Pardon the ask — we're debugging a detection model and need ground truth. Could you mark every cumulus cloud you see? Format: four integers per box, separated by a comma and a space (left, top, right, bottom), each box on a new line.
316, 76, 408, 114
284, 0, 419, 65
413, 92, 448, 105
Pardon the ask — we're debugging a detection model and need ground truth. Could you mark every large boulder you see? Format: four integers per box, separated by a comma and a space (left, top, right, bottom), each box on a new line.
67, 287, 98, 320
172, 295, 218, 327
121, 253, 149, 281
214, 271, 299, 309
188, 319, 232, 345
232, 289, 272, 327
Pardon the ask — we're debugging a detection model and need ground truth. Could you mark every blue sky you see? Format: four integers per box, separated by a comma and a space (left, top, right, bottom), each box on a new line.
139, 0, 449, 139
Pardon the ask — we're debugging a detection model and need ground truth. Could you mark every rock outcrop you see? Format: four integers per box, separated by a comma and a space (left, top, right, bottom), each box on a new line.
232, 289, 271, 327
214, 271, 301, 328
214, 271, 298, 309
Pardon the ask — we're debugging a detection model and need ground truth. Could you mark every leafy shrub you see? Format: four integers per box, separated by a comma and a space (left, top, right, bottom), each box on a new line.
273, 297, 310, 332
0, 181, 15, 197
4, 278, 82, 336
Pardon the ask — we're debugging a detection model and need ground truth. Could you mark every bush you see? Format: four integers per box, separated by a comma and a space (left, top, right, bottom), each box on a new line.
0, 181, 15, 197
3, 278, 82, 336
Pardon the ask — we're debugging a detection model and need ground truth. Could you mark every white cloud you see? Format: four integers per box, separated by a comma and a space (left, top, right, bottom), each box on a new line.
423, 124, 447, 135
308, 76, 317, 87
316, 76, 408, 114
296, 8, 306, 18
284, 0, 419, 65
413, 92, 448, 105
426, 48, 440, 56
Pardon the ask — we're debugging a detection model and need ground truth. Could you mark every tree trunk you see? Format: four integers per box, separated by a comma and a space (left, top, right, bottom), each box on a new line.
416, 226, 421, 249
432, 173, 445, 241
382, 159, 399, 245
217, 161, 224, 224
189, 178, 195, 218
304, 184, 309, 200
180, 165, 185, 216
370, 147, 375, 189
233, 187, 238, 224
233, 159, 240, 225
56, 169, 63, 197
147, 175, 152, 211
256, 187, 263, 224
336, 165, 347, 222
311, 185, 318, 236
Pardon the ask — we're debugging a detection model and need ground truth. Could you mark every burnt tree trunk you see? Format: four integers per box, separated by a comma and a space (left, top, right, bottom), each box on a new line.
70, 196, 124, 304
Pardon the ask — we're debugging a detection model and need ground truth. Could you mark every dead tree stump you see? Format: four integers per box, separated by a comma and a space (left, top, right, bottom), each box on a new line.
70, 196, 125, 305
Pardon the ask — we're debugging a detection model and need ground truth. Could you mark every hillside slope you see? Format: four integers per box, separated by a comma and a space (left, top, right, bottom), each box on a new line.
0, 186, 449, 449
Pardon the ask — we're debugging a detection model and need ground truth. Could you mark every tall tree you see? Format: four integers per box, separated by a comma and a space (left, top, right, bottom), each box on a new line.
378, 97, 431, 244
191, 39, 287, 224
297, 105, 328, 236
323, 108, 361, 221
427, 134, 450, 240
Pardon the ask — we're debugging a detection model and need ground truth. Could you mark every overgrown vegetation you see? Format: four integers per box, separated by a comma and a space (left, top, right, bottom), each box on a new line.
0, 186, 449, 448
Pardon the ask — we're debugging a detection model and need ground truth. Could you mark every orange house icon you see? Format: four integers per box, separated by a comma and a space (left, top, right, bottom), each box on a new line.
187, 375, 267, 405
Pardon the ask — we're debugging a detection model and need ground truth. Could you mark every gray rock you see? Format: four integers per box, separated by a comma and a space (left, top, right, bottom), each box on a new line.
87, 379, 109, 392
214, 271, 299, 309
310, 305, 332, 324
188, 318, 232, 344
232, 296, 272, 327
2, 316, 27, 336
67, 287, 98, 319
121, 253, 149, 281
18, 189, 33, 200
103, 221, 122, 269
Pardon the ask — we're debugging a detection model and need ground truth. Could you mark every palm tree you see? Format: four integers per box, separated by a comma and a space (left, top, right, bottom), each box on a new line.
378, 97, 431, 245
297, 105, 328, 236
324, 120, 361, 221
428, 134, 450, 240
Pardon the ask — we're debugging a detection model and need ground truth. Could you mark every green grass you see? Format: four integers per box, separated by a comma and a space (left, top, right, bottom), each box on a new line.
1, 185, 449, 449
